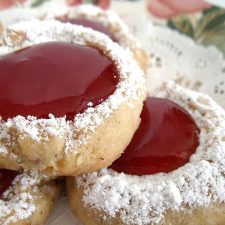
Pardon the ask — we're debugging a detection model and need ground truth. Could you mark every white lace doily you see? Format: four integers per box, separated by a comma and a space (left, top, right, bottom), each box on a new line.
0, 3, 225, 225
125, 15, 225, 109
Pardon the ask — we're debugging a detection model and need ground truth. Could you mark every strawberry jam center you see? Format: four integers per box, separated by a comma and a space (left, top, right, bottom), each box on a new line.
61, 17, 118, 42
110, 97, 200, 175
0, 42, 119, 120
0, 169, 19, 197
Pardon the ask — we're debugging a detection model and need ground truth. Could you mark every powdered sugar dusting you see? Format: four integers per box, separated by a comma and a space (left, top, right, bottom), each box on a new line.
45, 4, 142, 52
0, 20, 146, 158
75, 82, 225, 225
0, 172, 47, 225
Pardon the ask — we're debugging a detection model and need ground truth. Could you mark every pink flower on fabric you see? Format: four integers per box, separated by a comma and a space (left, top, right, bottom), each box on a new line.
147, 0, 212, 18
0, 0, 26, 9
66, 0, 111, 9
93, 0, 111, 9
66, 0, 84, 6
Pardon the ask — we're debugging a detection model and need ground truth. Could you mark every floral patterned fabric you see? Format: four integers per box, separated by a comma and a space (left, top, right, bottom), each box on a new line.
0, 0, 111, 9
0, 0, 25, 9
146, 0, 211, 18
0, 0, 224, 61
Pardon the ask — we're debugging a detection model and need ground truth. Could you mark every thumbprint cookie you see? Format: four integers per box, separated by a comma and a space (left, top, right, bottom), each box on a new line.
0, 170, 60, 225
0, 20, 146, 176
67, 82, 225, 225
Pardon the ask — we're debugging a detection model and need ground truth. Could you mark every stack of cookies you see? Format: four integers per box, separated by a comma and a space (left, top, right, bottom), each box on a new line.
0, 5, 225, 225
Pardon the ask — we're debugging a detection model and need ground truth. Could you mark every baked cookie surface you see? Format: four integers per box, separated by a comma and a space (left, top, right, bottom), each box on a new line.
0, 20, 146, 176
0, 170, 60, 225
67, 82, 225, 225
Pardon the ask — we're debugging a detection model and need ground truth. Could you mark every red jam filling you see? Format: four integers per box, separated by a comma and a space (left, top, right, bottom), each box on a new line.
110, 97, 200, 175
61, 17, 118, 42
0, 42, 119, 120
0, 169, 19, 196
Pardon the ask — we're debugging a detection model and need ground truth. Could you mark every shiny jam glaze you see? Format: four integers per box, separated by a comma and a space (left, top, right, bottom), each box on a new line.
0, 42, 119, 120
110, 97, 200, 175
0, 169, 19, 196
61, 17, 118, 42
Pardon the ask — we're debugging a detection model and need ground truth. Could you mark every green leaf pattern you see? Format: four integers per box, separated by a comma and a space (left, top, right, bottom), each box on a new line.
168, 7, 225, 57
167, 15, 195, 38
31, 0, 49, 7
